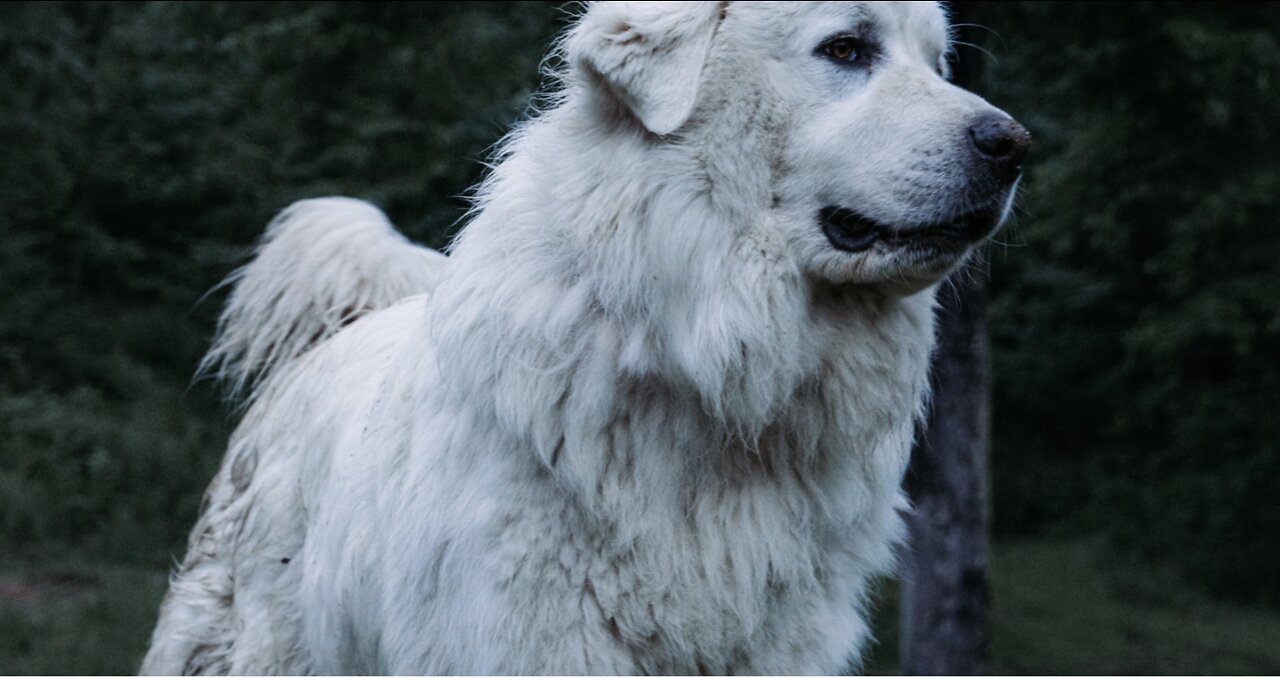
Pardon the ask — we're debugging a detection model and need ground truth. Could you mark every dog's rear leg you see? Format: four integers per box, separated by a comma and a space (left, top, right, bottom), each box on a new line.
140, 473, 241, 675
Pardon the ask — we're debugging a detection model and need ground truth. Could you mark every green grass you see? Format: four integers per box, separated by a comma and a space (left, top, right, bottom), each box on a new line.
0, 557, 168, 675
864, 538, 1280, 675
4, 538, 1280, 674
986, 539, 1280, 675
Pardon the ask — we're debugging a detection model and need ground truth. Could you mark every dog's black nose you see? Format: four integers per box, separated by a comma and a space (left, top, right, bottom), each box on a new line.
967, 113, 1031, 179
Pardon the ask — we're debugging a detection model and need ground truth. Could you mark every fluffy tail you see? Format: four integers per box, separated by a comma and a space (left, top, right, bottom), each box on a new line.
199, 197, 446, 401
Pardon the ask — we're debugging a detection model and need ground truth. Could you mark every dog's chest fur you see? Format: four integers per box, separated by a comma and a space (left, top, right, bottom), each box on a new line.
384, 273, 937, 673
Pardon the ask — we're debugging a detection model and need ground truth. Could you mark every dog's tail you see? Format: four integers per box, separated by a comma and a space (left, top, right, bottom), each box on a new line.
199, 197, 446, 401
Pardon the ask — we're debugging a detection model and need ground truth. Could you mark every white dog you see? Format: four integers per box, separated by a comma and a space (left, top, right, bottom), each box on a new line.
142, 1, 1027, 674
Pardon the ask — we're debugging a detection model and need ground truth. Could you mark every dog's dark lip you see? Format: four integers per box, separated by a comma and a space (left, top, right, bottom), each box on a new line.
819, 203, 1003, 254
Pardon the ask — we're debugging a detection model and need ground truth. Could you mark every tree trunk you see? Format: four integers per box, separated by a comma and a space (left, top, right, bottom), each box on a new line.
900, 276, 992, 676
899, 4, 993, 674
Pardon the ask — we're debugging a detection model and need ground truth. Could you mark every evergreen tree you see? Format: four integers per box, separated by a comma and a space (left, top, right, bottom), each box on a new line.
980, 1, 1280, 603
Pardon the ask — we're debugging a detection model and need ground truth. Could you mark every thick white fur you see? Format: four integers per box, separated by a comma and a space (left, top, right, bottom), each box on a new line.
144, 2, 1015, 674
198, 197, 447, 400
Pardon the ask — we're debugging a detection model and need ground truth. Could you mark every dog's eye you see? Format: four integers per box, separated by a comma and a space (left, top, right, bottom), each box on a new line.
821, 37, 862, 64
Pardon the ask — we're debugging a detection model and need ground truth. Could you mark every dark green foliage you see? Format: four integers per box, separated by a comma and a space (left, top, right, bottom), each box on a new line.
976, 2, 1280, 603
0, 1, 563, 565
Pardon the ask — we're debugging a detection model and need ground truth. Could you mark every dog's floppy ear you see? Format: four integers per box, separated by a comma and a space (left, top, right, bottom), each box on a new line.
568, 1, 726, 136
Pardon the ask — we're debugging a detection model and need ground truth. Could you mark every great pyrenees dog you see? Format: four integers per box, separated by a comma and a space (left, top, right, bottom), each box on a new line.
142, 1, 1027, 674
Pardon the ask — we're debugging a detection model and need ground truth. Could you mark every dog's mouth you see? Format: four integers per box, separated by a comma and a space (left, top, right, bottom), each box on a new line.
819, 203, 1003, 254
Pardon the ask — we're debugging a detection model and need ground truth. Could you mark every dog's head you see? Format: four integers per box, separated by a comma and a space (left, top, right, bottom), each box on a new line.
567, 1, 1028, 293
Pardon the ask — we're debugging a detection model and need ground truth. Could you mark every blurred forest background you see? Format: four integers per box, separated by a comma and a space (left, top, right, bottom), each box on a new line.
2, 1, 1278, 674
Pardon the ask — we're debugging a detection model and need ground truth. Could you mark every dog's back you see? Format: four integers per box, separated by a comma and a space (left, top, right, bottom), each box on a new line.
197, 197, 445, 400
141, 200, 442, 675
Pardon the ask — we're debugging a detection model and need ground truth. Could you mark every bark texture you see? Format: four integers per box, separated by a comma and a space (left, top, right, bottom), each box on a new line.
900, 274, 993, 676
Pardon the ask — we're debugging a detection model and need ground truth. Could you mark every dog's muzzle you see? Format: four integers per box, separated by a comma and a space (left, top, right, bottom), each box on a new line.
819, 202, 1005, 254
820, 113, 1028, 257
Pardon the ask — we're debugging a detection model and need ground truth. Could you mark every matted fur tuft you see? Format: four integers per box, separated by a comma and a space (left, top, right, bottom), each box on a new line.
198, 197, 446, 400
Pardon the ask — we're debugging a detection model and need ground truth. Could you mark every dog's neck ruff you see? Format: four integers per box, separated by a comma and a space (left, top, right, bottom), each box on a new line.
414, 101, 935, 671
429, 96, 935, 535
